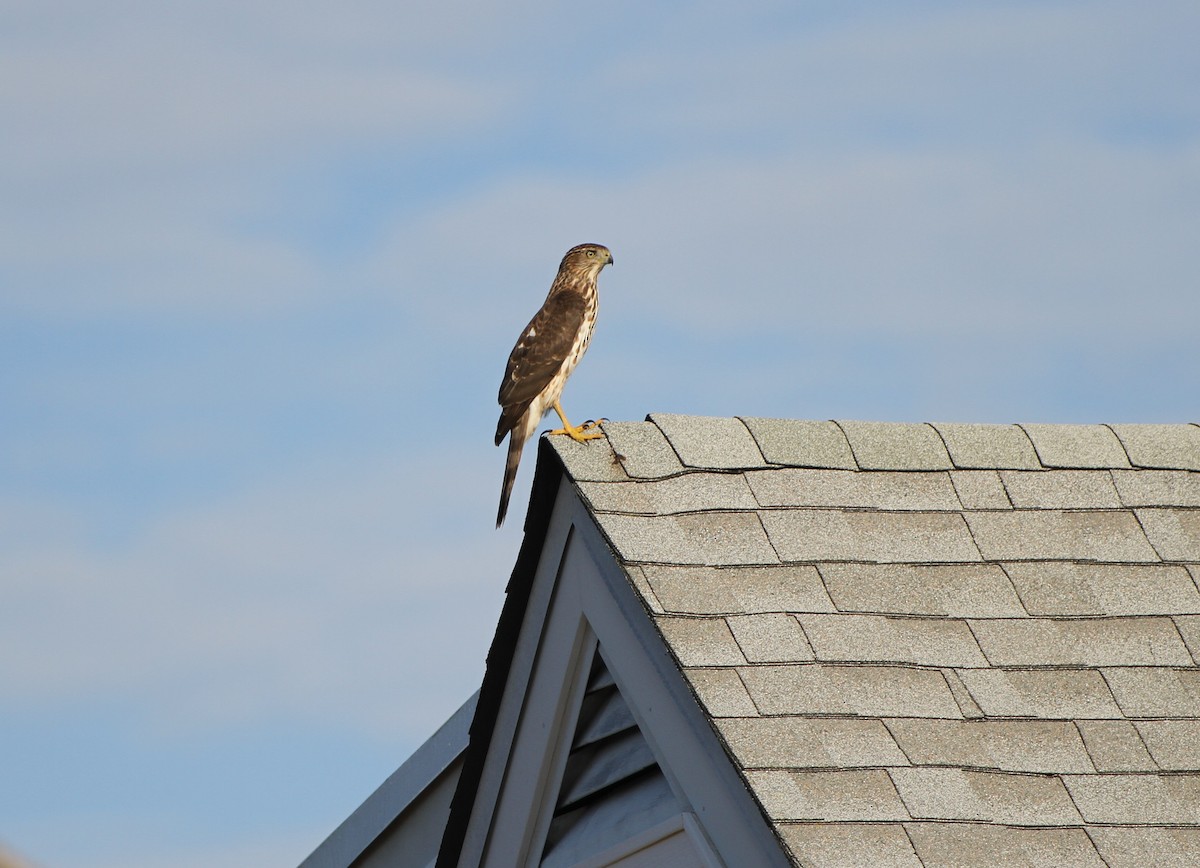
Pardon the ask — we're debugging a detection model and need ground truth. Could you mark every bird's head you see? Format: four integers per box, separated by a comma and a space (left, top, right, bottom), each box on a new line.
560, 243, 613, 276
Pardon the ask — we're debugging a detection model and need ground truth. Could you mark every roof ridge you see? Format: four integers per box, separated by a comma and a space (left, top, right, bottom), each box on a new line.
547, 416, 1200, 475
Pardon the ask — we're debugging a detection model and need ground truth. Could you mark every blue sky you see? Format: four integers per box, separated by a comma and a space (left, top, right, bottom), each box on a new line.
2, 1, 1198, 864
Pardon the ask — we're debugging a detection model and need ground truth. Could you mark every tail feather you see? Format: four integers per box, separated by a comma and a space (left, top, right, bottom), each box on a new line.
496, 430, 525, 528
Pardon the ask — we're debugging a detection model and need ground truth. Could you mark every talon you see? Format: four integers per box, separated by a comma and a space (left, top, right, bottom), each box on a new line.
549, 423, 605, 443
548, 399, 606, 442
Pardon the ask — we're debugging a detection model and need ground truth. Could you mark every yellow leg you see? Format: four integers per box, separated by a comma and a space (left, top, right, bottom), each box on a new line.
549, 399, 605, 442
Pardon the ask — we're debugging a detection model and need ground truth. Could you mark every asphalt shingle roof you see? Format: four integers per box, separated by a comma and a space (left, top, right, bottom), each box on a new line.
549, 415, 1200, 868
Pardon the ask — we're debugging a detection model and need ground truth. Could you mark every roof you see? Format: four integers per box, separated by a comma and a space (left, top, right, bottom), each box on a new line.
302, 693, 476, 868
542, 415, 1200, 867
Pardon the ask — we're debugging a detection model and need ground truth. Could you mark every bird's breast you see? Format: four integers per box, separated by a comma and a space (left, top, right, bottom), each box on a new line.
561, 298, 597, 379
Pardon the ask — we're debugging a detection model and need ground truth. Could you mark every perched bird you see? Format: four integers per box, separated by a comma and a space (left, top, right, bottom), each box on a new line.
495, 243, 613, 527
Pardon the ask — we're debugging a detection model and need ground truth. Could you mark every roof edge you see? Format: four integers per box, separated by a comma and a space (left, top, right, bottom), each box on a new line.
435, 436, 567, 868
301, 691, 478, 868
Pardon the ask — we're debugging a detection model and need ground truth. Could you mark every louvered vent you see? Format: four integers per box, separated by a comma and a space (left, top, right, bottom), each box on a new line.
539, 649, 680, 867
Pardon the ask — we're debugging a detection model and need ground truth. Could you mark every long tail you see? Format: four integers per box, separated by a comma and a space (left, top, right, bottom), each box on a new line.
497, 430, 525, 528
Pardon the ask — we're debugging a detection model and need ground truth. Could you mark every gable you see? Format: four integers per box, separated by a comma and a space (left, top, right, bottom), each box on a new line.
437, 465, 790, 867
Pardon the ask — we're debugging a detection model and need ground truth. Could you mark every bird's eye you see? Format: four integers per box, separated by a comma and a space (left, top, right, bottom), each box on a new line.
586, 250, 595, 257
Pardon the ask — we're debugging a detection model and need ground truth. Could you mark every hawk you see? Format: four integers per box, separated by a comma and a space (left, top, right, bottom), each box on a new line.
495, 243, 613, 527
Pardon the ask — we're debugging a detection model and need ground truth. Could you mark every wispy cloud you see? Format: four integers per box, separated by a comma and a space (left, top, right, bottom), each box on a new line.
0, 449, 508, 736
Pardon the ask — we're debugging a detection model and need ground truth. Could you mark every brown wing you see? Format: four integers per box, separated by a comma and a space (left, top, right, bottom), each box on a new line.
494, 290, 588, 444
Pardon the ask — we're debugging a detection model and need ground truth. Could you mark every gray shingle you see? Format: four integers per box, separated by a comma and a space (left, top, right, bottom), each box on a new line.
943, 670, 985, 719
1003, 562, 1200, 616
777, 824, 922, 868
931, 423, 1042, 470
762, 510, 982, 563
740, 663, 963, 718
656, 616, 747, 666
1064, 774, 1200, 824
594, 511, 779, 566
837, 420, 953, 470
906, 824, 1105, 868
639, 564, 835, 615
820, 563, 1025, 617
745, 769, 909, 821
1174, 614, 1200, 662
1087, 827, 1200, 868
1137, 507, 1200, 561
575, 473, 757, 515
1000, 470, 1122, 509
682, 668, 759, 717
726, 613, 814, 663
949, 470, 1012, 510
954, 669, 1124, 719
1020, 424, 1131, 468
1112, 470, 1200, 507
648, 413, 767, 469
1075, 720, 1157, 772
797, 614, 989, 667
1136, 720, 1200, 770
890, 767, 1082, 826
716, 717, 908, 769
623, 565, 664, 613
740, 418, 858, 469
885, 719, 1093, 773
1110, 423, 1200, 471
969, 617, 1193, 667
547, 433, 631, 482
746, 469, 961, 511
964, 510, 1159, 562
600, 420, 685, 479
1102, 667, 1200, 717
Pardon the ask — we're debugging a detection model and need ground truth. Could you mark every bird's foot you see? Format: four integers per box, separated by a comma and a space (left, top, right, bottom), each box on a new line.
550, 419, 605, 443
